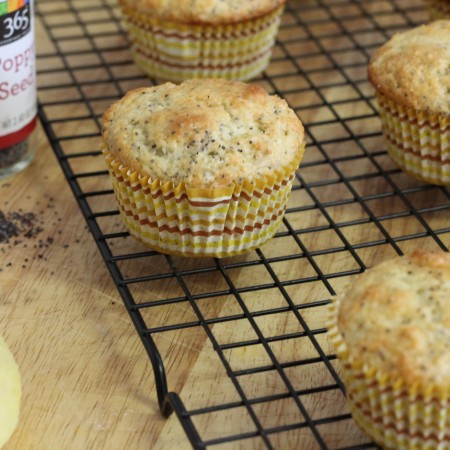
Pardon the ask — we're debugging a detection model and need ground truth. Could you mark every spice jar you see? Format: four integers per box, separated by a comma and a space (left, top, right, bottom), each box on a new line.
0, 0, 37, 179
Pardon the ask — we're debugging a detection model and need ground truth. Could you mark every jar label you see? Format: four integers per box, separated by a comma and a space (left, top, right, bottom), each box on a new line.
0, 0, 37, 149
0, 0, 32, 46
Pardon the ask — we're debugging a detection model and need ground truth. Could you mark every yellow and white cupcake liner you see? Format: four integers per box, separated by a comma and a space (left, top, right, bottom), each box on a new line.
118, 3, 284, 82
328, 298, 450, 450
103, 145, 304, 258
376, 92, 450, 186
425, 0, 450, 20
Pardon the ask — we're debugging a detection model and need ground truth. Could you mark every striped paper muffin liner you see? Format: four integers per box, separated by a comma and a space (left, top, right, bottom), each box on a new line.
376, 91, 450, 186
328, 298, 450, 450
425, 0, 450, 20
118, 3, 284, 82
103, 145, 304, 258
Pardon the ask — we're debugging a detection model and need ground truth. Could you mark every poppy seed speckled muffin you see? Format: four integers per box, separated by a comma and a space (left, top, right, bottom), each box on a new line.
368, 20, 450, 186
118, 0, 286, 82
102, 78, 305, 257
328, 250, 450, 449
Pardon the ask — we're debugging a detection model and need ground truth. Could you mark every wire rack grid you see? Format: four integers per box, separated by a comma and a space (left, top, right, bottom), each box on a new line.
35, 0, 450, 449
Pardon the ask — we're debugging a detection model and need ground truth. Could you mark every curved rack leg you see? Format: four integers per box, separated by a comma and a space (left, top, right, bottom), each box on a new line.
140, 333, 171, 416
164, 393, 204, 449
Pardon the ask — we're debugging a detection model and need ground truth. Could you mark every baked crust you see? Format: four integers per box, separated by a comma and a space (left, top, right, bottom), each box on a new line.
117, 0, 286, 25
337, 250, 450, 388
102, 79, 304, 189
368, 20, 450, 114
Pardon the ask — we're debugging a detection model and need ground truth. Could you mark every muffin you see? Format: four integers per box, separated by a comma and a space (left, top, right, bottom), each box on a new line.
328, 250, 450, 450
117, 0, 286, 82
101, 78, 305, 257
425, 0, 450, 20
368, 20, 450, 186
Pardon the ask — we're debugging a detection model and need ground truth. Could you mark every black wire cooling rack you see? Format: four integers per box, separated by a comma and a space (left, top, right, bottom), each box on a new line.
35, 0, 450, 448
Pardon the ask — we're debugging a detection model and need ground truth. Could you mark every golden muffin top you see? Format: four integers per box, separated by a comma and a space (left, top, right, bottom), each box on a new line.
368, 20, 450, 114
102, 79, 304, 189
118, 0, 286, 25
336, 250, 450, 388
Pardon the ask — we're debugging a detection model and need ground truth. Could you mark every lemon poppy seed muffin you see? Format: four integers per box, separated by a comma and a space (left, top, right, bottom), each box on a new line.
102, 78, 303, 189
329, 250, 450, 449
117, 0, 286, 82
102, 78, 305, 257
368, 20, 450, 185
119, 0, 285, 24
368, 21, 450, 114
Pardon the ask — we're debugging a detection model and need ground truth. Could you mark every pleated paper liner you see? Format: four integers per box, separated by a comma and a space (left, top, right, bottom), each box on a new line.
425, 0, 450, 20
103, 145, 304, 258
118, 3, 284, 82
376, 92, 450, 186
328, 298, 450, 450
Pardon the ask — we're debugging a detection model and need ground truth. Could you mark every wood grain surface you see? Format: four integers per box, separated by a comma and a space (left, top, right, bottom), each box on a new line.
1, 1, 449, 449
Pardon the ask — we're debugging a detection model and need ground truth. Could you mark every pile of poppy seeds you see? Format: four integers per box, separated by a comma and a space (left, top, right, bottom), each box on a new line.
0, 210, 43, 242
0, 192, 74, 271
